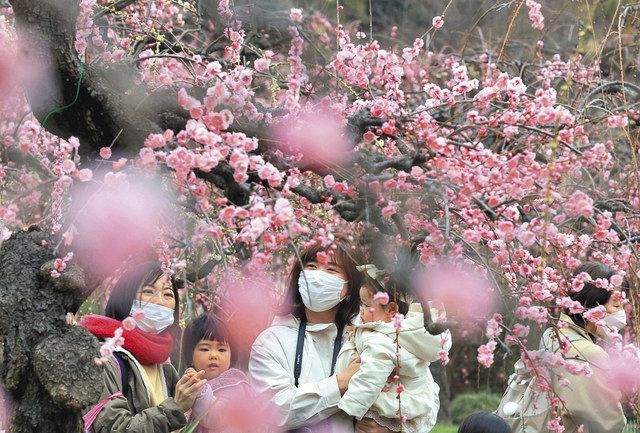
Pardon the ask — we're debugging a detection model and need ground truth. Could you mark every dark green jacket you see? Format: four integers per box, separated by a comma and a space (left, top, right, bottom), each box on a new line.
89, 348, 187, 433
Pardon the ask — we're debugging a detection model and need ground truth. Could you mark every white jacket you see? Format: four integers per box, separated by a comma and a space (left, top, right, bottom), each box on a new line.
335, 304, 451, 431
249, 314, 354, 433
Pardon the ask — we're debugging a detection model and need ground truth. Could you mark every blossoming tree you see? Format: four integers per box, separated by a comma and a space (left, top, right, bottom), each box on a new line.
1, 0, 640, 431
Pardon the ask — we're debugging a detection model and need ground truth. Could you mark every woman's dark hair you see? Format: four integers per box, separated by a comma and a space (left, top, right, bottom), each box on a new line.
568, 261, 630, 328
457, 412, 511, 433
181, 313, 236, 367
362, 274, 410, 316
280, 235, 364, 329
104, 261, 180, 329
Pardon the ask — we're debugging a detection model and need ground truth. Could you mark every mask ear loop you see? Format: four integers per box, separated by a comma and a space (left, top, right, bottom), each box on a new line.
298, 269, 316, 312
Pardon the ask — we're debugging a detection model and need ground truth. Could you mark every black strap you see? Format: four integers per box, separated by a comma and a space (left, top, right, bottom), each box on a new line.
112, 352, 129, 397
293, 320, 344, 387
330, 328, 344, 377
293, 320, 306, 387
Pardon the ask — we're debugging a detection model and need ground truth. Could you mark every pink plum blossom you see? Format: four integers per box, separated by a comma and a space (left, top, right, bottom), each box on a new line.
526, 1, 544, 30
290, 8, 303, 23
583, 305, 607, 325
122, 317, 137, 331
607, 114, 628, 128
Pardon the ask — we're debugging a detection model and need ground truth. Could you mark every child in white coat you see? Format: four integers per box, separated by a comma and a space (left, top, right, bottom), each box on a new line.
336, 265, 452, 433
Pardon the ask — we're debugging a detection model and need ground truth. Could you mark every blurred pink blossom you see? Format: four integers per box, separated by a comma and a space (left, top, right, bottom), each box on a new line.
212, 384, 280, 433
392, 313, 404, 329
477, 340, 497, 367
604, 346, 640, 395
131, 310, 145, 321
414, 260, 499, 322
525, 0, 544, 30
583, 305, 606, 325
254, 58, 271, 72
122, 317, 137, 331
68, 172, 176, 278
0, 31, 57, 112
373, 292, 390, 306
564, 190, 594, 218
270, 110, 352, 171
610, 273, 624, 287
218, 269, 277, 360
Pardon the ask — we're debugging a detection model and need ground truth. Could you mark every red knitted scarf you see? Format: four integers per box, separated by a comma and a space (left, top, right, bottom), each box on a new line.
80, 314, 173, 365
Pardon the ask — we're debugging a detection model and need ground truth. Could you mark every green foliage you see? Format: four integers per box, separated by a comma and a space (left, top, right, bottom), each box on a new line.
431, 424, 459, 433
449, 392, 502, 425
76, 292, 102, 319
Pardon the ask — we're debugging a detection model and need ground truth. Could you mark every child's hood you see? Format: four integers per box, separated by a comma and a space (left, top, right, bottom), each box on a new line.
357, 303, 448, 361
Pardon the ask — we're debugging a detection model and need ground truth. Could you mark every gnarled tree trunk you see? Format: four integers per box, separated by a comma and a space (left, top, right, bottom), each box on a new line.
0, 229, 102, 433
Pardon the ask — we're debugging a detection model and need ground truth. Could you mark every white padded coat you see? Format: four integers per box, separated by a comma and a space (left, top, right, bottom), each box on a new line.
335, 304, 451, 430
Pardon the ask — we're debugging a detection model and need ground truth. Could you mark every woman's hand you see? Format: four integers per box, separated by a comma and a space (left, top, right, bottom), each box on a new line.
336, 357, 361, 395
354, 418, 395, 433
174, 369, 207, 412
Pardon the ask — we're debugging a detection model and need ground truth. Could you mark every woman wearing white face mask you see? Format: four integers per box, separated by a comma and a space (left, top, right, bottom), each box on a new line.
80, 262, 207, 433
250, 236, 394, 433
540, 261, 628, 433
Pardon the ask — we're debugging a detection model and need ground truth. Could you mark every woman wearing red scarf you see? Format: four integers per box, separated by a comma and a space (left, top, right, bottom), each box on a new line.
80, 262, 207, 433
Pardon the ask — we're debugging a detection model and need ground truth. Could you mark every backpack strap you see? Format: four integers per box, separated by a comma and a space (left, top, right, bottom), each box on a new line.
112, 352, 129, 397
83, 391, 123, 432
82, 353, 129, 433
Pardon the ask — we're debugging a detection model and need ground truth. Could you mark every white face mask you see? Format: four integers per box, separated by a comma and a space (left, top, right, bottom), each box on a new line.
298, 270, 347, 312
603, 310, 627, 331
130, 300, 175, 334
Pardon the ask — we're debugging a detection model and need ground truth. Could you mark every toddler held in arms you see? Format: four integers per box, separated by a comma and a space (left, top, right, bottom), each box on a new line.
182, 313, 261, 433
336, 265, 452, 433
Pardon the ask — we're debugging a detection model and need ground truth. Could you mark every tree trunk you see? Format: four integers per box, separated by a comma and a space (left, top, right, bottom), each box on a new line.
0, 229, 103, 433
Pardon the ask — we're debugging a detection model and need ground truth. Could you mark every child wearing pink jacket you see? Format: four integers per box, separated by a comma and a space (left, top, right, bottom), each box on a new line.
182, 314, 263, 433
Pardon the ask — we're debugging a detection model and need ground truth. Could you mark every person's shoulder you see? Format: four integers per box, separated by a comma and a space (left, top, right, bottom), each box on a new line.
99, 355, 121, 376
160, 360, 179, 379
253, 316, 298, 345
570, 338, 607, 361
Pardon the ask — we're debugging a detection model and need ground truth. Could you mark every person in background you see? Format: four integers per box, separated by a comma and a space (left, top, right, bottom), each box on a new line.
540, 261, 627, 433
457, 412, 511, 433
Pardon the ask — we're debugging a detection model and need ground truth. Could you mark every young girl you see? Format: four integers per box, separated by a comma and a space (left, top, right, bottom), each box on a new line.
336, 264, 452, 433
182, 313, 259, 433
